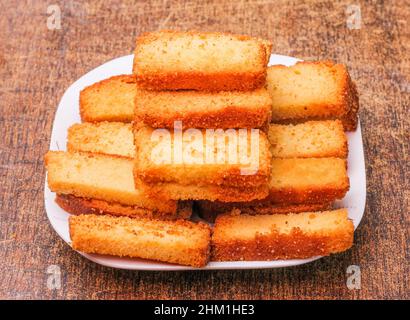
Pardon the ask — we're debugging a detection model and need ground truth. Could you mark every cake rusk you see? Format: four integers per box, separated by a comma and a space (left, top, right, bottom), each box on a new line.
268, 120, 347, 158
69, 214, 211, 267
133, 125, 272, 201
134, 88, 272, 129
196, 201, 332, 223
44, 151, 179, 215
133, 31, 272, 91
67, 122, 135, 158
266, 61, 359, 131
133, 125, 272, 187
56, 194, 192, 220
268, 158, 349, 204
211, 209, 354, 261
79, 75, 136, 122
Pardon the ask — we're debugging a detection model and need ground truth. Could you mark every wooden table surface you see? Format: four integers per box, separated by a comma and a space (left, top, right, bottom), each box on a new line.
0, 0, 408, 300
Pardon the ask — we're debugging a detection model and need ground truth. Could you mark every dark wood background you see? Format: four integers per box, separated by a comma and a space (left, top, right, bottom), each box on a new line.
0, 0, 408, 300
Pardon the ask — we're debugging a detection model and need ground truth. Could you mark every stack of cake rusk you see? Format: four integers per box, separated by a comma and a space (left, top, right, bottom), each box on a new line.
45, 31, 359, 267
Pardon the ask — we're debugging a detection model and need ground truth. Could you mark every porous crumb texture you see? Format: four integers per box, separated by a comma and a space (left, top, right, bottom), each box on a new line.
133, 125, 272, 188
266, 61, 359, 130
80, 75, 136, 122
68, 122, 135, 158
268, 120, 347, 158
268, 158, 349, 203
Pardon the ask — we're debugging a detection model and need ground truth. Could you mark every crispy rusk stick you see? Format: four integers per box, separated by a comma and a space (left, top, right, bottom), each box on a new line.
268, 158, 349, 204
69, 214, 211, 267
133, 125, 272, 189
45, 151, 177, 214
67, 122, 135, 158
212, 209, 354, 261
134, 88, 272, 129
266, 61, 359, 131
268, 120, 347, 158
196, 200, 332, 223
133, 31, 271, 91
133, 126, 271, 201
79, 75, 136, 122
56, 194, 192, 220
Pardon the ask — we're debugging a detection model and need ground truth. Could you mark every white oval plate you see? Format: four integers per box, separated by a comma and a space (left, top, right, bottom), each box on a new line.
44, 54, 366, 270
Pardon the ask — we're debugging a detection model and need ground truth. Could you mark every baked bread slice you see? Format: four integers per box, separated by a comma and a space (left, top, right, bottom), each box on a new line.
133, 31, 271, 91
212, 208, 354, 261
56, 194, 192, 220
196, 200, 332, 223
133, 125, 272, 201
44, 151, 177, 213
268, 158, 349, 203
268, 120, 347, 158
80, 75, 136, 122
266, 61, 359, 131
67, 122, 135, 158
69, 214, 211, 267
134, 87, 272, 129
134, 125, 272, 188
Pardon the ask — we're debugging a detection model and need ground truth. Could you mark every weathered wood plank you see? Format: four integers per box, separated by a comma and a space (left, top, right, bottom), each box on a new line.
0, 0, 408, 299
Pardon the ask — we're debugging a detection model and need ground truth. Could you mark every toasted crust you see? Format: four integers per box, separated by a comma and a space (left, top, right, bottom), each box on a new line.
196, 200, 332, 223
268, 120, 348, 158
133, 126, 272, 188
69, 214, 211, 267
267, 186, 348, 204
268, 158, 349, 204
267, 61, 359, 131
45, 151, 177, 213
136, 71, 267, 92
67, 122, 135, 158
56, 194, 192, 220
133, 31, 270, 91
137, 105, 271, 130
342, 75, 360, 131
79, 75, 136, 122
134, 88, 272, 129
135, 180, 269, 202
260, 39, 273, 63
211, 209, 354, 261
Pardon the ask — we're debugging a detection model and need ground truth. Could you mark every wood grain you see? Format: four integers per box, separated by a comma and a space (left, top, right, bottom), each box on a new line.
0, 0, 408, 300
